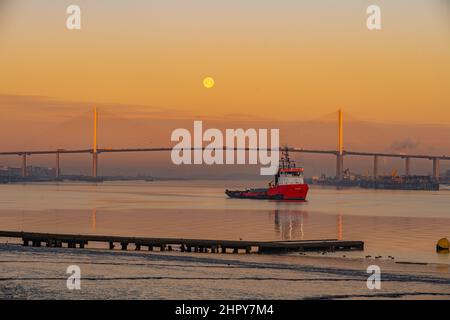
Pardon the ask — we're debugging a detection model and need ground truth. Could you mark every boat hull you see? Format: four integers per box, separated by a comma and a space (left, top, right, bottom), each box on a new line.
226, 184, 309, 201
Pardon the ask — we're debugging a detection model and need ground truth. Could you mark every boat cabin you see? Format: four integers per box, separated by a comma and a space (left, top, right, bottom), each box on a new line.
274, 148, 305, 185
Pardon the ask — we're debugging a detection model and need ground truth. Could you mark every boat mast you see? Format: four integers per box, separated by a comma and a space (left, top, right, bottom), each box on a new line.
280, 146, 296, 169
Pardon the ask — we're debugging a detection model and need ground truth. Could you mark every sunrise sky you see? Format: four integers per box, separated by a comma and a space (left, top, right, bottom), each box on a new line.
1, 0, 449, 121
0, 0, 449, 177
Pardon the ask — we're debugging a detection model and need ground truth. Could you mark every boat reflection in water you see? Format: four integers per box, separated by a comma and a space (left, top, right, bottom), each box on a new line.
272, 209, 307, 241
271, 210, 344, 241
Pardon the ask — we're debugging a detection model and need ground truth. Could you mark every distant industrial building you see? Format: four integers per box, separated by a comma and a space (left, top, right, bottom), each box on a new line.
0, 166, 56, 178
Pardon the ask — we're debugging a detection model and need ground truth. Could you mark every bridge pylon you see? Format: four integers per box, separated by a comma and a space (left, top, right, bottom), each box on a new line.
92, 107, 99, 178
336, 109, 344, 180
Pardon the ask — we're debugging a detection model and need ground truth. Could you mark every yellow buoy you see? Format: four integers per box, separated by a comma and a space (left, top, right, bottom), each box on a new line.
436, 238, 450, 252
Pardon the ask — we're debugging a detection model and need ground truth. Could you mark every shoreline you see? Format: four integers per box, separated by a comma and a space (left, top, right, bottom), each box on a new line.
2, 240, 449, 267
1, 243, 450, 299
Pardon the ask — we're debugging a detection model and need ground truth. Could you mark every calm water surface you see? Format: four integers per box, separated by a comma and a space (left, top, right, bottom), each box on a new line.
0, 180, 449, 264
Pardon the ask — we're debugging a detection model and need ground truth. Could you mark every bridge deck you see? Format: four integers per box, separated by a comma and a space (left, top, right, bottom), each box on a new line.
0, 147, 449, 160
0, 231, 364, 254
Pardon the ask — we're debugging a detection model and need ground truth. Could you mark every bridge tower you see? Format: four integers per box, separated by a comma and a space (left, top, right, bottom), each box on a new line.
92, 107, 98, 178
336, 109, 344, 180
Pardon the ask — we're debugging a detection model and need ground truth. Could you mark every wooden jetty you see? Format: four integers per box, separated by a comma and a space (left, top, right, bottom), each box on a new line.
0, 231, 364, 254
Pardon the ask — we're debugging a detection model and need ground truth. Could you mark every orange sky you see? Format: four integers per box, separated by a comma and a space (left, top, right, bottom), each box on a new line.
0, 0, 449, 123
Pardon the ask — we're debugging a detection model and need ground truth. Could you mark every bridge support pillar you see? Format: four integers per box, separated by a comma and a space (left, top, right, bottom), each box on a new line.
55, 152, 60, 178
432, 157, 440, 182
92, 152, 98, 179
335, 154, 343, 180
373, 155, 379, 180
405, 157, 411, 177
21, 154, 27, 178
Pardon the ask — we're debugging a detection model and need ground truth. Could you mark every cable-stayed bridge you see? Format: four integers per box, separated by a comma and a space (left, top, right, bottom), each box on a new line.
0, 108, 448, 181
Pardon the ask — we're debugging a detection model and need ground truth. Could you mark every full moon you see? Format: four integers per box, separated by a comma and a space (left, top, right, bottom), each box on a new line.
202, 77, 215, 89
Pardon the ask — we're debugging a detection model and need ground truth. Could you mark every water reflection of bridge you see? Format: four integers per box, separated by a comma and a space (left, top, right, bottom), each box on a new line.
272, 210, 343, 241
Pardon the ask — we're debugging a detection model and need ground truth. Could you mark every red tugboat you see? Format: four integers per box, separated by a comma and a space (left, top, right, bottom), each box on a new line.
225, 148, 309, 201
